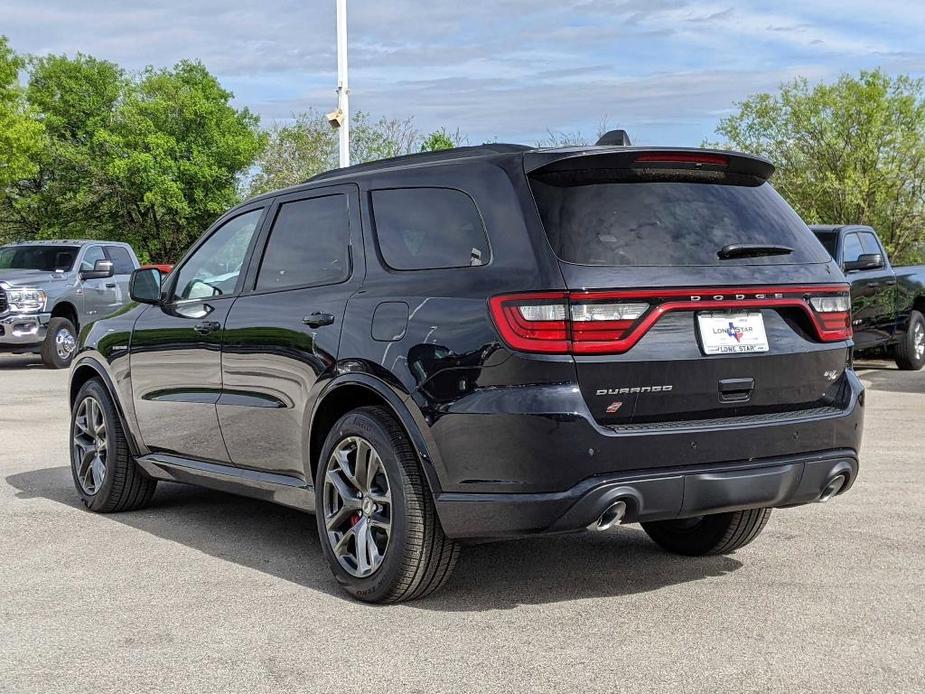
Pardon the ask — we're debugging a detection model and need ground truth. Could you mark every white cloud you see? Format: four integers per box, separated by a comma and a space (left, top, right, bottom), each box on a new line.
0, 0, 921, 144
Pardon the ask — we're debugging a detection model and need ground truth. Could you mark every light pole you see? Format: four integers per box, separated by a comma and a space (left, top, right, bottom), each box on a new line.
336, 0, 350, 168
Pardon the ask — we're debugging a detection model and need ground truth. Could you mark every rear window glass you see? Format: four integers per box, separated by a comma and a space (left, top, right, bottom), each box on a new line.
530, 172, 828, 267
256, 194, 350, 291
371, 188, 490, 270
105, 246, 135, 274
812, 231, 838, 258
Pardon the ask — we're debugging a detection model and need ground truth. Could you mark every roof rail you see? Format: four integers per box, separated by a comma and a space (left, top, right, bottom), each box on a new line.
307, 143, 531, 182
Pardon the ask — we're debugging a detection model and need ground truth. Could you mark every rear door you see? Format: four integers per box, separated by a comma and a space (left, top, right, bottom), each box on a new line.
104, 245, 137, 311
526, 150, 852, 426
843, 231, 894, 349
218, 185, 362, 479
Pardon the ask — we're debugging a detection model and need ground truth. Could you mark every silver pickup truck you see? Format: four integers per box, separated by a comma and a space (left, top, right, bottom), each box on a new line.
0, 240, 140, 368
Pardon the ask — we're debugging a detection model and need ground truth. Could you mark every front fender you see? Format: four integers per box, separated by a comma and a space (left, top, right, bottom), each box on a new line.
69, 352, 146, 458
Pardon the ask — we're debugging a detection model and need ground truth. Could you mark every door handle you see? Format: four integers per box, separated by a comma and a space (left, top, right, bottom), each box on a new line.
193, 320, 221, 335
105, 283, 117, 288
303, 312, 335, 328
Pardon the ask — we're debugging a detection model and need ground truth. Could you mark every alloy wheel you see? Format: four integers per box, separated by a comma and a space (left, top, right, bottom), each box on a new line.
914, 322, 924, 361
322, 436, 393, 578
73, 396, 108, 495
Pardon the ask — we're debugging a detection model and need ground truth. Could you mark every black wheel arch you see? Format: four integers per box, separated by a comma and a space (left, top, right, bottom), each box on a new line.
309, 373, 445, 498
69, 356, 144, 458
51, 301, 80, 333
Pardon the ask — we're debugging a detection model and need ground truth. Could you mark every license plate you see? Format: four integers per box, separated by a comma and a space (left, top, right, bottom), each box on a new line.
697, 312, 769, 355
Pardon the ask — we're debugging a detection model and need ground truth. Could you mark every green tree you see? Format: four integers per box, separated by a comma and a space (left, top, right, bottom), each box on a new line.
420, 127, 463, 152
246, 110, 336, 196
96, 60, 265, 261
711, 70, 925, 263
248, 110, 425, 196
0, 37, 44, 240
5, 53, 124, 241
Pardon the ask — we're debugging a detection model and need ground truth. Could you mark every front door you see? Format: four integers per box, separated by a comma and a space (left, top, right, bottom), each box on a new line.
131, 206, 266, 461
78, 245, 120, 321
218, 185, 362, 480
843, 231, 894, 350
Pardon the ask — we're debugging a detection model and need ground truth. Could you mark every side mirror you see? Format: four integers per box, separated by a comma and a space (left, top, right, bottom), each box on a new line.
79, 258, 115, 280
844, 253, 883, 272
129, 267, 163, 304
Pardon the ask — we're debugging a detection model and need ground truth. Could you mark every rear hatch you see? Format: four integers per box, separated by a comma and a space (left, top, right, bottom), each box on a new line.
508, 148, 852, 425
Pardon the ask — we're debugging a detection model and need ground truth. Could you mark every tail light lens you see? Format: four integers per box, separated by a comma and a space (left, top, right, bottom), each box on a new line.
808, 293, 852, 341
490, 286, 852, 354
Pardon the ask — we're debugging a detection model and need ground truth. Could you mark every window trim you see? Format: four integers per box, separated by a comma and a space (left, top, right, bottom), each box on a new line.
163, 205, 268, 307
369, 186, 493, 272
246, 190, 356, 297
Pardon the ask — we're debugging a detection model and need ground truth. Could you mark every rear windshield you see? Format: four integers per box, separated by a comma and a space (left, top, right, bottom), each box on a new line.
0, 245, 78, 272
530, 171, 828, 267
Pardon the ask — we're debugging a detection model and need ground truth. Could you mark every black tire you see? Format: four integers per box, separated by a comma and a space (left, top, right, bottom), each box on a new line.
895, 310, 925, 371
41, 316, 78, 369
641, 508, 772, 556
70, 378, 157, 513
315, 406, 459, 603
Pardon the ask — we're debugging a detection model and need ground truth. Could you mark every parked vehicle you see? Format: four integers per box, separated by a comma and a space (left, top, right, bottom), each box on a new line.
68, 138, 864, 602
1, 240, 139, 368
140, 263, 174, 275
811, 225, 925, 370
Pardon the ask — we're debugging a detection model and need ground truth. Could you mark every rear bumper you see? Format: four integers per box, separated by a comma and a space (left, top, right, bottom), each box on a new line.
436, 450, 858, 539
0, 312, 49, 351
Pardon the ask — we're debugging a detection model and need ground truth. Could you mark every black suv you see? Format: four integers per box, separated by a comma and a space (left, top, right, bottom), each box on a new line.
68, 139, 864, 602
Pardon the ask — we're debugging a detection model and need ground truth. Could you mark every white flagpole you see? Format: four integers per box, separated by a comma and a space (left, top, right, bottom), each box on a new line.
336, 0, 350, 168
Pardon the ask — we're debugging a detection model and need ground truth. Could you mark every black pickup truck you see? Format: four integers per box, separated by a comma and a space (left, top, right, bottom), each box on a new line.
811, 225, 925, 370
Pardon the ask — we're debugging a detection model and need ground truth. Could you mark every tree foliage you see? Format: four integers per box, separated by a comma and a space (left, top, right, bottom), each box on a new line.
420, 128, 464, 152
248, 113, 466, 196
0, 46, 264, 262
712, 70, 925, 263
0, 37, 44, 210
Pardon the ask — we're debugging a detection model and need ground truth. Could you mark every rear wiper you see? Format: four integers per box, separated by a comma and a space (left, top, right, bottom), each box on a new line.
717, 243, 794, 260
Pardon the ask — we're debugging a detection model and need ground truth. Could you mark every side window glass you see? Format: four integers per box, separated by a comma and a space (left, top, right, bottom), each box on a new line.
172, 209, 263, 301
860, 233, 882, 256
255, 195, 350, 291
105, 246, 135, 274
371, 188, 491, 270
80, 246, 106, 272
842, 234, 863, 264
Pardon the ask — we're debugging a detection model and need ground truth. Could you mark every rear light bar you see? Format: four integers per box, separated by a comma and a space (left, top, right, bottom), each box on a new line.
489, 285, 852, 355
634, 152, 729, 167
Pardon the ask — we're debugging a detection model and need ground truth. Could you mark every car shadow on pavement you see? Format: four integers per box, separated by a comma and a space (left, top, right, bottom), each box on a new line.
6, 465, 743, 610
0, 355, 44, 370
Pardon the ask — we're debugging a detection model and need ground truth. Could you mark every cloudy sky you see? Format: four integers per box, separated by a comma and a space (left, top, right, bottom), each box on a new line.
2, 1, 924, 146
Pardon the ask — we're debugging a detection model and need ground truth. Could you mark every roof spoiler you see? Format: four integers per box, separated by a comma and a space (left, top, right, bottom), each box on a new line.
524, 147, 776, 181
595, 129, 632, 146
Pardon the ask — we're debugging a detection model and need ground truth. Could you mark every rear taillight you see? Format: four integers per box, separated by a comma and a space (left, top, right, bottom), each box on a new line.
808, 293, 852, 341
489, 285, 852, 354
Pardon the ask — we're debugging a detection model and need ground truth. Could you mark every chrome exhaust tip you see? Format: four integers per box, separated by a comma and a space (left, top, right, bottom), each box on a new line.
818, 473, 848, 503
592, 500, 627, 531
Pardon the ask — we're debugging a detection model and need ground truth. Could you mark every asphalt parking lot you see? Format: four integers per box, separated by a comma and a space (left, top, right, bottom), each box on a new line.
1, 355, 923, 693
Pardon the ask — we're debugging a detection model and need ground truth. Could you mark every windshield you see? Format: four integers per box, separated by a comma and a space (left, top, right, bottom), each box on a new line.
530, 171, 829, 267
0, 246, 78, 272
